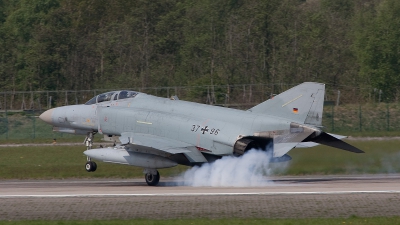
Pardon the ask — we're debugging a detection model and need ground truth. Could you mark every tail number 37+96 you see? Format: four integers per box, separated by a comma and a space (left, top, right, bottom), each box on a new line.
191, 125, 220, 135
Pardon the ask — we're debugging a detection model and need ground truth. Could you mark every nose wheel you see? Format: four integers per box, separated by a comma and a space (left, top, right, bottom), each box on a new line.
84, 132, 98, 172
85, 161, 97, 172
144, 170, 160, 186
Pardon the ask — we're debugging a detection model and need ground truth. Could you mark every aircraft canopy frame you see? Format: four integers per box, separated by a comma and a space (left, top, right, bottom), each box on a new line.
84, 90, 138, 105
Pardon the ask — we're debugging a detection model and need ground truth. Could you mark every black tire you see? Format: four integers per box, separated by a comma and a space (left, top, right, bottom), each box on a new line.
91, 161, 97, 172
85, 161, 95, 172
145, 171, 160, 186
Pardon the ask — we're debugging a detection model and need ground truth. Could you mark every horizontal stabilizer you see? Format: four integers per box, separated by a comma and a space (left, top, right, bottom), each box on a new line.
311, 132, 364, 153
295, 133, 347, 148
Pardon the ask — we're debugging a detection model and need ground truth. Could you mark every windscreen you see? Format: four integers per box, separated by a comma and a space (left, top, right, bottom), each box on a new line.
97, 92, 115, 103
118, 91, 138, 100
84, 92, 116, 105
84, 96, 97, 105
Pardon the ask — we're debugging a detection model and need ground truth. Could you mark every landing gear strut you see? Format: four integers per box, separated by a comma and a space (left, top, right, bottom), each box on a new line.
84, 131, 97, 172
144, 169, 160, 186
84, 132, 96, 150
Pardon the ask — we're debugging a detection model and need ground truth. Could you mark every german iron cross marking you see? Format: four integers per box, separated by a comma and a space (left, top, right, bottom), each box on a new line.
201, 126, 209, 134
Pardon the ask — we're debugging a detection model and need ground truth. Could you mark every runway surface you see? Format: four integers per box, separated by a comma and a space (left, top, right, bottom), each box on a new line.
1, 174, 400, 220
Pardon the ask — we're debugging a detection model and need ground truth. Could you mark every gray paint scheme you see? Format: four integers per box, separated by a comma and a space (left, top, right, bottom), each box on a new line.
39, 82, 363, 170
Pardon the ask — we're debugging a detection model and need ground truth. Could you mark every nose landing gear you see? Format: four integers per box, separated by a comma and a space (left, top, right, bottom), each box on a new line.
84, 132, 95, 150
84, 132, 97, 172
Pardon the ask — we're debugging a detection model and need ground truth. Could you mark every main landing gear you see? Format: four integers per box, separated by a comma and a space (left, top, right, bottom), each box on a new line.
144, 169, 160, 186
84, 132, 97, 172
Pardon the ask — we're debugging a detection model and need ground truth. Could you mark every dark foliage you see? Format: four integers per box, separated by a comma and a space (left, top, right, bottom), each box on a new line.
0, 0, 399, 101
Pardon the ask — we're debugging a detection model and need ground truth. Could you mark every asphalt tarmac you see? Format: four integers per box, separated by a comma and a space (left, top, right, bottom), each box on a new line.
1, 175, 400, 220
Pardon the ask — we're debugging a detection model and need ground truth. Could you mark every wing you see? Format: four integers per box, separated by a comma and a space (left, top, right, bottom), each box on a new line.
119, 132, 208, 163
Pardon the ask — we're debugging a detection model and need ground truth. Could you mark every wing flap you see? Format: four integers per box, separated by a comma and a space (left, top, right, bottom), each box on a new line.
120, 132, 191, 153
183, 147, 208, 163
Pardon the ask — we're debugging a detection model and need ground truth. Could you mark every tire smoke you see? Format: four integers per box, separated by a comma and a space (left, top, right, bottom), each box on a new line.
179, 149, 285, 187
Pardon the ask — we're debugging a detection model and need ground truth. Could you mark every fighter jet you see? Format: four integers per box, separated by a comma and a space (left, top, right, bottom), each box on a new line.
39, 82, 363, 186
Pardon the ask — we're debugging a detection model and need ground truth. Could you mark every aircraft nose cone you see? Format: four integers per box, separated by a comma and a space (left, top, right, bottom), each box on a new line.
39, 108, 54, 124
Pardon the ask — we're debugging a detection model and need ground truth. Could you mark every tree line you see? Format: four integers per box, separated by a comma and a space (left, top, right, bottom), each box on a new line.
0, 0, 399, 102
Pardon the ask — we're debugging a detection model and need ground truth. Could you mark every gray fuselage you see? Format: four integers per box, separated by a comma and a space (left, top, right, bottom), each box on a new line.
49, 93, 291, 156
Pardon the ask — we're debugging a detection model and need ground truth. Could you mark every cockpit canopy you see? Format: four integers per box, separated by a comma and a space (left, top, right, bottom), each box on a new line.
84, 90, 138, 105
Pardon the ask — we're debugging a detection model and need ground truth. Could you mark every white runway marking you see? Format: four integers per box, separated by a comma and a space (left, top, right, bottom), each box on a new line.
1, 190, 400, 198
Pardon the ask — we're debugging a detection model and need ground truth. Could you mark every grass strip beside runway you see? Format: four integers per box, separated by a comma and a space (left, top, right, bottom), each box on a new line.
1, 217, 400, 225
0, 139, 399, 179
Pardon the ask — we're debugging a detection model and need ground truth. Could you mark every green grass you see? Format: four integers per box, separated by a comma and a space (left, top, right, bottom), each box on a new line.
0, 139, 399, 179
0, 145, 189, 179
1, 217, 400, 225
340, 131, 400, 137
0, 136, 102, 144
284, 139, 400, 175
0, 114, 106, 143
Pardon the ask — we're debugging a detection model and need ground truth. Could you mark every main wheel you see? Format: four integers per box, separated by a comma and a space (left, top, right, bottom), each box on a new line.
85, 161, 96, 172
145, 171, 160, 186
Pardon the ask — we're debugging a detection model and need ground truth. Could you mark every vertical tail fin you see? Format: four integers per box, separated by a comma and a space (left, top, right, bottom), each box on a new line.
248, 82, 325, 125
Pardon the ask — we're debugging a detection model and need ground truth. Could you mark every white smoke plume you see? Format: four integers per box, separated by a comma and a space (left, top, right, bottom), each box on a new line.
179, 149, 285, 187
